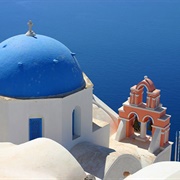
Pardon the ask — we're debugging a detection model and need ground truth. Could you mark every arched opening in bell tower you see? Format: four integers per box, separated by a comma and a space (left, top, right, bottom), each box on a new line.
136, 83, 150, 107
147, 118, 153, 136
142, 115, 154, 138
142, 85, 148, 106
128, 112, 155, 140
133, 115, 140, 133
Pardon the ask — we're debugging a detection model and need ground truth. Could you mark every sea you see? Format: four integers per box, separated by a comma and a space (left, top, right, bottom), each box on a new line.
0, 0, 180, 160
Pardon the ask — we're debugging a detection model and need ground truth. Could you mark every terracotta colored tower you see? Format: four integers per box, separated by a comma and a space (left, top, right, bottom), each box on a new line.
116, 76, 171, 153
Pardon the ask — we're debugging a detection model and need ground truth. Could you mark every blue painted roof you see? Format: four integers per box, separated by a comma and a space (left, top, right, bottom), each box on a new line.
0, 34, 85, 98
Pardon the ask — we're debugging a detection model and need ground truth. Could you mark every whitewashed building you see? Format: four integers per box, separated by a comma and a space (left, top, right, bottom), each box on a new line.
0, 21, 174, 179
0, 21, 109, 150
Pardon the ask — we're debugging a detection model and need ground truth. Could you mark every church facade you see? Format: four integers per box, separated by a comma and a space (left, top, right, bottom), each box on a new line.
0, 21, 109, 150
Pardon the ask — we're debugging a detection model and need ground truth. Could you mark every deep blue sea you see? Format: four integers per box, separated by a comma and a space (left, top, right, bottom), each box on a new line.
0, 0, 180, 159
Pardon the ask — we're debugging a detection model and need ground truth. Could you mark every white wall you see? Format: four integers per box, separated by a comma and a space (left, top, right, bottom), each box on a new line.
0, 86, 110, 151
88, 122, 110, 148
6, 98, 62, 144
0, 99, 8, 142
148, 128, 161, 153
154, 143, 172, 162
61, 87, 93, 149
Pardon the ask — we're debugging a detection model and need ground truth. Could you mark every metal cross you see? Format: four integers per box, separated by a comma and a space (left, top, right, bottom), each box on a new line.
27, 20, 33, 32
26, 20, 36, 37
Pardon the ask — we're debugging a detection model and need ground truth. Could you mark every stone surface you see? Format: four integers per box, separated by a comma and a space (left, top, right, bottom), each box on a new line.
70, 134, 158, 179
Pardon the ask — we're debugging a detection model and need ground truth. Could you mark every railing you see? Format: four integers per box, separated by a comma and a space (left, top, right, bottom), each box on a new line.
174, 131, 180, 161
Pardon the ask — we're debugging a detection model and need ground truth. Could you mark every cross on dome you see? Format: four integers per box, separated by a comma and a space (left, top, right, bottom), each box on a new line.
28, 20, 33, 32
25, 20, 36, 37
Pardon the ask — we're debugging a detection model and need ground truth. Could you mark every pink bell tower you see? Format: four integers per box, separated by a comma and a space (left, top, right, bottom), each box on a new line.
116, 76, 171, 153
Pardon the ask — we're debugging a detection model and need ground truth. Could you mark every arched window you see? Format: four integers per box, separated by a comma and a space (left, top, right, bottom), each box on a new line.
72, 106, 81, 140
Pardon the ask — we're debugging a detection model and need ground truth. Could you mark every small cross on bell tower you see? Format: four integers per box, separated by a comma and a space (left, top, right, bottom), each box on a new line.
25, 20, 36, 37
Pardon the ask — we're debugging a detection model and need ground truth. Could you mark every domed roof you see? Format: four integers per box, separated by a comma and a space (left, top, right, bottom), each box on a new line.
0, 34, 85, 98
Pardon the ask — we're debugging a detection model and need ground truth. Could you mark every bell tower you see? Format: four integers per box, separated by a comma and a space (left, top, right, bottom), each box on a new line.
116, 76, 171, 153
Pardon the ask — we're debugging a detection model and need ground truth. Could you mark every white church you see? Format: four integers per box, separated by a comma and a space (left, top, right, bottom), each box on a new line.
0, 21, 178, 179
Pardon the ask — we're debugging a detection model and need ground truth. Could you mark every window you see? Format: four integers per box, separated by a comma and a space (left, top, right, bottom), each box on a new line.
72, 107, 81, 140
29, 118, 42, 140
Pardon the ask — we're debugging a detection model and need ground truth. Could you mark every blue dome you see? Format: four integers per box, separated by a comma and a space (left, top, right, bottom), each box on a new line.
0, 34, 85, 98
